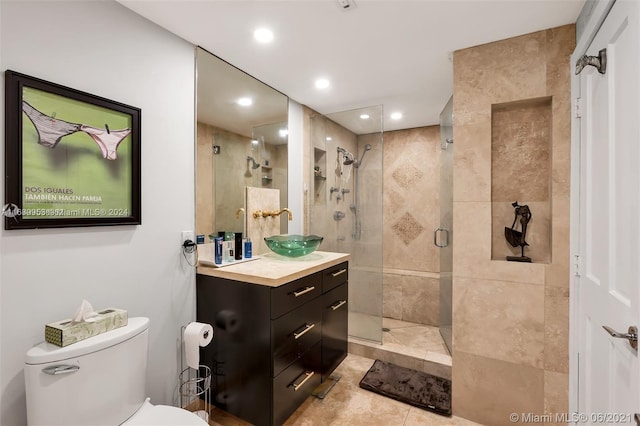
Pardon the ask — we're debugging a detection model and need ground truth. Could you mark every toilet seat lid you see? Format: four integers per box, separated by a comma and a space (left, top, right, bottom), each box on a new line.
123, 402, 208, 426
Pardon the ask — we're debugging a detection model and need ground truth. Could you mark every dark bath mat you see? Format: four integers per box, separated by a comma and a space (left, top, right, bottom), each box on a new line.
359, 360, 451, 416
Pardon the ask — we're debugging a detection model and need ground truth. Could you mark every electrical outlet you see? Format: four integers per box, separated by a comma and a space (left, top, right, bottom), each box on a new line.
181, 231, 194, 244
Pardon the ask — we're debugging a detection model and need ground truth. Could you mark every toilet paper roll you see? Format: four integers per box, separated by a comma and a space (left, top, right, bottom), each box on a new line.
184, 322, 213, 370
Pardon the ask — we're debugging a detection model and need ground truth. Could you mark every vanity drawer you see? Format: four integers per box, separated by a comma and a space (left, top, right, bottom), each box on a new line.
273, 341, 321, 426
271, 272, 322, 319
322, 261, 348, 293
321, 282, 348, 380
272, 296, 322, 377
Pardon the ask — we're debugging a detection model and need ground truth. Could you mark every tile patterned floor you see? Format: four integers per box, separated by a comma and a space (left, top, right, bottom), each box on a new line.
208, 318, 475, 426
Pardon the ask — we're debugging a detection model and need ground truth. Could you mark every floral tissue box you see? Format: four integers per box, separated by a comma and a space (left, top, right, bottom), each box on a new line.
45, 308, 128, 347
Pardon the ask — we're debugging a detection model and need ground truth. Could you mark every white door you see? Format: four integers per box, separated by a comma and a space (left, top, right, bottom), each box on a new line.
577, 0, 640, 422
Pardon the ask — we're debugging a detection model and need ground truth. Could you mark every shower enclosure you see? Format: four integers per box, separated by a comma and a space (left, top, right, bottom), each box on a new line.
309, 106, 384, 343
438, 96, 453, 353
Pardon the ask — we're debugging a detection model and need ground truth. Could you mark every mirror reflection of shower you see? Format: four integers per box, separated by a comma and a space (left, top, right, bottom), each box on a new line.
245, 155, 260, 177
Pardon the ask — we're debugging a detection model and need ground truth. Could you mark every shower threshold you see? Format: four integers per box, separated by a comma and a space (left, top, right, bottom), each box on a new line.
348, 315, 452, 380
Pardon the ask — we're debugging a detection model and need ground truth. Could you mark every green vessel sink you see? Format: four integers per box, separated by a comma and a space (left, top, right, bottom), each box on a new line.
264, 235, 324, 257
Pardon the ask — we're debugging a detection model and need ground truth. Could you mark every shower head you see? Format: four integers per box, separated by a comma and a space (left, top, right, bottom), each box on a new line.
343, 153, 354, 165
353, 144, 372, 168
247, 156, 260, 169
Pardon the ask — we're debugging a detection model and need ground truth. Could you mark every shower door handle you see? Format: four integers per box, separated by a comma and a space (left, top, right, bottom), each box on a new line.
434, 228, 449, 248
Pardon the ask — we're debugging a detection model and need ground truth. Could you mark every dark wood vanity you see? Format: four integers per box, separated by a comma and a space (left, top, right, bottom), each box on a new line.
196, 252, 350, 426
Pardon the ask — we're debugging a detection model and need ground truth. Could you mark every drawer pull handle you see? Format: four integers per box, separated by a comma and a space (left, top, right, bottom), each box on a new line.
290, 371, 315, 391
293, 286, 315, 297
42, 364, 80, 375
330, 300, 347, 311
293, 323, 316, 339
331, 268, 347, 277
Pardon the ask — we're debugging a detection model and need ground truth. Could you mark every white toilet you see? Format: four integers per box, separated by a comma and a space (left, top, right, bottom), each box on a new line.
24, 317, 208, 426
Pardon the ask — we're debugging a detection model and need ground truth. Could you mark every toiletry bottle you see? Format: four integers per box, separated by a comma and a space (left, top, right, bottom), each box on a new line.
224, 241, 234, 262
234, 232, 243, 260
244, 238, 252, 259
214, 237, 223, 264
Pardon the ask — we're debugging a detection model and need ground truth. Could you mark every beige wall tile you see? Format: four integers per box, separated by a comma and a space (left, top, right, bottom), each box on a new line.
383, 126, 440, 273
453, 277, 544, 368
544, 371, 569, 425
453, 124, 492, 202
491, 98, 552, 203
452, 351, 544, 425
402, 275, 440, 326
551, 196, 570, 266
383, 273, 402, 320
451, 23, 574, 424
453, 201, 492, 265
544, 286, 569, 373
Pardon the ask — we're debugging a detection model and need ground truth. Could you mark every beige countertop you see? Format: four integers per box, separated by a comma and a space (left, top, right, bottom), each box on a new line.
196, 250, 351, 287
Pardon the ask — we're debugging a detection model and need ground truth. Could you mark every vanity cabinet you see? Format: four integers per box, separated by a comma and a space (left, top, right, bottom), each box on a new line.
196, 260, 349, 426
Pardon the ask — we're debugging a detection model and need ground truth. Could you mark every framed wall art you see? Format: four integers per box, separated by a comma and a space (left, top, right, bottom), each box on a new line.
4, 70, 141, 229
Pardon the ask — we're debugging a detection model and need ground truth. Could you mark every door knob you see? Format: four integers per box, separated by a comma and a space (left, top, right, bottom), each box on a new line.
602, 325, 638, 350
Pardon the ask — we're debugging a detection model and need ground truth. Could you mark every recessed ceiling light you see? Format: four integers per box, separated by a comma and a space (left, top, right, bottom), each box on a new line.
391, 112, 403, 120
360, 114, 370, 119
315, 78, 330, 89
237, 97, 252, 106
254, 28, 274, 43
279, 129, 288, 138
326, 136, 332, 141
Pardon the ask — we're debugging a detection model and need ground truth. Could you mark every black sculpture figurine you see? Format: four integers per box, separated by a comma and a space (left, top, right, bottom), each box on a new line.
504, 201, 532, 262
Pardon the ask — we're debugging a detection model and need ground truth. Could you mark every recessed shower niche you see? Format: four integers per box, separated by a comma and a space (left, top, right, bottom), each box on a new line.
491, 97, 552, 263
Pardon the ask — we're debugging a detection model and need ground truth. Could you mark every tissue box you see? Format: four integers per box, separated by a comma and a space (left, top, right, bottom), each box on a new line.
45, 308, 128, 347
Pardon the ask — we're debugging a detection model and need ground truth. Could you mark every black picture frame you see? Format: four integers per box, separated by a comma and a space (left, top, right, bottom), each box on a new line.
4, 70, 141, 229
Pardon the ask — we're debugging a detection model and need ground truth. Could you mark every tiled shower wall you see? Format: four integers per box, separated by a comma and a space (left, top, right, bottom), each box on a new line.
452, 25, 574, 425
383, 127, 441, 326
303, 108, 442, 327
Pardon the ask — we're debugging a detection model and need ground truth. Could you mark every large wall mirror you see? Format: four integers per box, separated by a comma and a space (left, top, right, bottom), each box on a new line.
196, 47, 289, 243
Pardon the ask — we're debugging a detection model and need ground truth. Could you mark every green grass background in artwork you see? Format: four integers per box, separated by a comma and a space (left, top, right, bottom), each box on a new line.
21, 87, 133, 219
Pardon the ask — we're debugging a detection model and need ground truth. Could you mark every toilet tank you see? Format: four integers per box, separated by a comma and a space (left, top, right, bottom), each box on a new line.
24, 317, 150, 426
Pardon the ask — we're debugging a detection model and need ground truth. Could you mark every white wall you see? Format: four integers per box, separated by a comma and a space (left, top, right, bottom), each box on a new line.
0, 1, 196, 424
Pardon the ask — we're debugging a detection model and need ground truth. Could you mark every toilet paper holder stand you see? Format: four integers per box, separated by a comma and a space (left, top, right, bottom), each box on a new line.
179, 325, 212, 423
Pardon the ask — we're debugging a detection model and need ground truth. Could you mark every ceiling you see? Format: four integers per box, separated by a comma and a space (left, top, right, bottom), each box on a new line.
118, 0, 585, 132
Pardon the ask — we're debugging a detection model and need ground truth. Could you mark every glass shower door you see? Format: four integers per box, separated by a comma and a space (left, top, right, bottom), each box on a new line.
438, 96, 453, 354
309, 106, 383, 344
